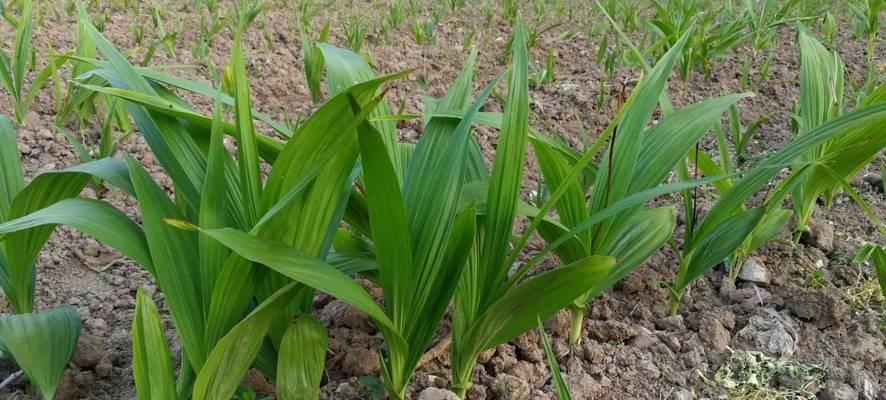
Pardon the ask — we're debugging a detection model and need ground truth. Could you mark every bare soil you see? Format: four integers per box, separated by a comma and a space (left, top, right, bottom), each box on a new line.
1, 1, 885, 399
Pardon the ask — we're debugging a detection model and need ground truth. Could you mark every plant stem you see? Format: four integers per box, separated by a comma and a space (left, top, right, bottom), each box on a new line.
668, 294, 681, 316
568, 305, 585, 344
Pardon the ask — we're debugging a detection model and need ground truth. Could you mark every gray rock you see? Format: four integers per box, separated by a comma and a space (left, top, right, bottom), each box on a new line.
655, 315, 685, 331
820, 382, 858, 400
734, 309, 797, 358
673, 389, 693, 400
417, 387, 460, 400
562, 373, 601, 400
490, 374, 531, 400
738, 257, 770, 285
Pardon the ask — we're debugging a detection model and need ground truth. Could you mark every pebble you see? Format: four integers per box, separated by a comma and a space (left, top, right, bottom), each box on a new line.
737, 257, 770, 285
416, 387, 459, 400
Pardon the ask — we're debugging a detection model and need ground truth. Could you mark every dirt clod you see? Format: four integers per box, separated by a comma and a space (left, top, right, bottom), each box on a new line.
785, 287, 849, 329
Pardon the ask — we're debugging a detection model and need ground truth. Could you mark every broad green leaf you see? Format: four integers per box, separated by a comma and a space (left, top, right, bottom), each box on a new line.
3, 158, 131, 313
745, 208, 792, 253
581, 207, 676, 302
277, 315, 328, 400
70, 58, 292, 138
870, 246, 886, 296
127, 157, 205, 369
457, 256, 613, 360
356, 116, 413, 330
695, 103, 886, 247
230, 32, 263, 226
319, 44, 401, 180
132, 289, 177, 400
193, 283, 301, 400
480, 17, 530, 296
198, 91, 230, 309
0, 116, 23, 222
73, 81, 283, 162
82, 20, 207, 213
0, 198, 153, 271
678, 208, 765, 291
0, 306, 81, 400
196, 227, 397, 333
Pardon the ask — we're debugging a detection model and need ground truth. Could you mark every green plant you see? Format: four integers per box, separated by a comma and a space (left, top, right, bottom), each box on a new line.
0, 0, 68, 125
343, 15, 366, 53
389, 0, 405, 28
667, 98, 886, 314
854, 243, 886, 297
0, 9, 402, 398
0, 116, 83, 399
300, 19, 330, 104
847, 0, 883, 96
539, 320, 572, 400
638, 0, 743, 80
791, 29, 886, 238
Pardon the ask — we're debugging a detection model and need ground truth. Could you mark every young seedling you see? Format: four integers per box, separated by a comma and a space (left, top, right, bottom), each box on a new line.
0, 0, 69, 125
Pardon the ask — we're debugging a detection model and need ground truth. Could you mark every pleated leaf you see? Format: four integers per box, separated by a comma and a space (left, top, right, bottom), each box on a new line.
127, 157, 206, 369
193, 283, 301, 400
0, 116, 23, 222
276, 315, 328, 400
0, 306, 81, 400
677, 208, 765, 291
132, 289, 177, 400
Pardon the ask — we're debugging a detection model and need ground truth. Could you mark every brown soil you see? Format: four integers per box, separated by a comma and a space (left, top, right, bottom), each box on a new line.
1, 1, 885, 399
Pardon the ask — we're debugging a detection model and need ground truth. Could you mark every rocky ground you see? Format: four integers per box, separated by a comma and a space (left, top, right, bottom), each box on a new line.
0, 1, 885, 399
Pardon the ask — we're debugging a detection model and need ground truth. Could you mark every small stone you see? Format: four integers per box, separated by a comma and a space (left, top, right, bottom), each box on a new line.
734, 309, 797, 358
416, 387, 459, 400
95, 361, 113, 378
72, 333, 105, 368
477, 347, 496, 364
318, 300, 373, 332
628, 332, 656, 349
490, 374, 530, 400
698, 319, 730, 352
673, 389, 693, 400
334, 382, 360, 399
638, 359, 661, 379
38, 128, 53, 140
84, 242, 101, 257
86, 318, 108, 333
820, 382, 858, 400
514, 331, 543, 363
341, 348, 380, 376
655, 315, 685, 331
586, 320, 636, 343
544, 309, 571, 338
490, 344, 518, 374
466, 384, 487, 400
738, 257, 770, 285
563, 373, 601, 400
785, 287, 848, 329
801, 218, 834, 252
